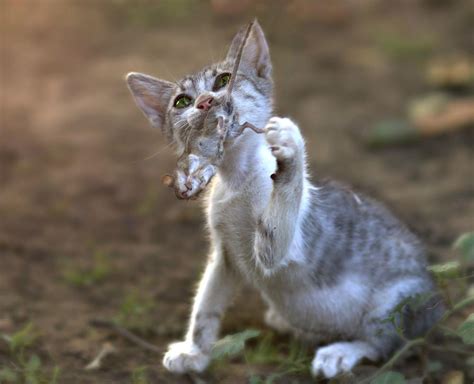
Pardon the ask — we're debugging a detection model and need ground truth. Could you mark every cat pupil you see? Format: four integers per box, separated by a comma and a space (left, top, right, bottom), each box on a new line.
213, 73, 231, 91
174, 95, 192, 109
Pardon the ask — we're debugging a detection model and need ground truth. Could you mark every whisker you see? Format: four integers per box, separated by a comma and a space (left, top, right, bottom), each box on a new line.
140, 141, 174, 162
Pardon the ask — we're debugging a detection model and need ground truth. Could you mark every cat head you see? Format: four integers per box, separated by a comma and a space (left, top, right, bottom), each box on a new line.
126, 21, 273, 156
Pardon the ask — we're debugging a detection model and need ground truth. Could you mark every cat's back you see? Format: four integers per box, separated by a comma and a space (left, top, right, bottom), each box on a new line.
307, 179, 428, 284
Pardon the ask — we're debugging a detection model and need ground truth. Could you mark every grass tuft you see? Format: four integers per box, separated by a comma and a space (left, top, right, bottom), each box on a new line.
62, 250, 111, 287
131, 366, 150, 384
375, 31, 434, 61
113, 291, 156, 334
1, 323, 60, 384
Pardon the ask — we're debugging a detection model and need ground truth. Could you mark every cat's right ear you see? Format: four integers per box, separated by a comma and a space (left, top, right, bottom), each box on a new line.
226, 20, 272, 79
126, 72, 175, 132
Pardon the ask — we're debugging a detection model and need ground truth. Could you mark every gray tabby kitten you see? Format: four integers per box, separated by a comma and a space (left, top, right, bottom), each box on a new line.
126, 21, 443, 379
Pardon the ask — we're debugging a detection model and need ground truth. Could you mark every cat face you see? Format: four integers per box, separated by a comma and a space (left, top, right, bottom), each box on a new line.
126, 21, 273, 156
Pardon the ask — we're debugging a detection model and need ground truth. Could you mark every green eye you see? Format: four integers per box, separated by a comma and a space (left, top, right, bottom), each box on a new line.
213, 73, 231, 90
174, 94, 193, 109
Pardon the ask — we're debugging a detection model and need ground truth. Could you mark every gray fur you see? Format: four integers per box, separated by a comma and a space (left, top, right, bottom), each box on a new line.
126, 21, 443, 378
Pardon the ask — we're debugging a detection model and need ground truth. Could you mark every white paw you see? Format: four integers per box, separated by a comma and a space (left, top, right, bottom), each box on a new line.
311, 342, 379, 379
162, 341, 210, 374
264, 117, 304, 162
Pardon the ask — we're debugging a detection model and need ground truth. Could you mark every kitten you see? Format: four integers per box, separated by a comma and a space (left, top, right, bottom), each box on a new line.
126, 21, 443, 379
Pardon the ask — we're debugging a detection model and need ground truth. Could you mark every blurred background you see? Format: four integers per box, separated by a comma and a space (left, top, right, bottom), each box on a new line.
1, 0, 473, 383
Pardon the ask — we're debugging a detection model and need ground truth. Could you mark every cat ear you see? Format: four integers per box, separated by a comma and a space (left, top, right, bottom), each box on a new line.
126, 72, 175, 132
226, 20, 272, 79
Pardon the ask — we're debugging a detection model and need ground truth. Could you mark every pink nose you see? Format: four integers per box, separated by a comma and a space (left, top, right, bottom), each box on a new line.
196, 96, 214, 111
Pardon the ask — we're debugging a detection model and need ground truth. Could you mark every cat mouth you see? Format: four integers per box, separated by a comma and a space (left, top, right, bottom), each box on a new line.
168, 92, 263, 200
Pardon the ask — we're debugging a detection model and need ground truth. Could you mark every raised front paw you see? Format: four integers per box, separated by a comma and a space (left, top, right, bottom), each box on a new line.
264, 117, 304, 163
163, 341, 210, 374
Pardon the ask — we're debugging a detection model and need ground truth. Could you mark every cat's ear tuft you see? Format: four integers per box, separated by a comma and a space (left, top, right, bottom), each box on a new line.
126, 72, 175, 132
226, 20, 272, 79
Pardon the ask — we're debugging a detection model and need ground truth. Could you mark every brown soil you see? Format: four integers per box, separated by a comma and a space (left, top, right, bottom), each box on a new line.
1, 1, 473, 383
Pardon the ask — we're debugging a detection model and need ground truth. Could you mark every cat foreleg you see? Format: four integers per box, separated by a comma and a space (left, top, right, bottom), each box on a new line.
254, 117, 306, 274
163, 250, 239, 374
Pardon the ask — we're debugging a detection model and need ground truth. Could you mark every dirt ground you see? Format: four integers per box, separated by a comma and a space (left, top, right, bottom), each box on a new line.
1, 1, 473, 383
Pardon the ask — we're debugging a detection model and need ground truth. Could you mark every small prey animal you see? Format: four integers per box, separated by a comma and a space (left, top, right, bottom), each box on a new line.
126, 21, 443, 379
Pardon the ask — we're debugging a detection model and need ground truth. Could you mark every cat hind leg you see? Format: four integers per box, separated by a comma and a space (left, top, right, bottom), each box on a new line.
311, 340, 379, 379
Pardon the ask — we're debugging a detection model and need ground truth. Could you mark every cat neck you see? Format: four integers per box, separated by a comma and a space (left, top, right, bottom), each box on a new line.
217, 129, 269, 189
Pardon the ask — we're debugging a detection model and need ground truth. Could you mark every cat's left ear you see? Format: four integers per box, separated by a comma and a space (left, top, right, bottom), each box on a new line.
126, 72, 175, 134
226, 20, 272, 79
